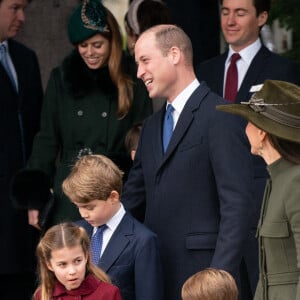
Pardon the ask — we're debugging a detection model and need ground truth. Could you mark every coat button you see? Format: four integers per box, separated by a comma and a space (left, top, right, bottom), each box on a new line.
77, 110, 83, 116
101, 111, 108, 118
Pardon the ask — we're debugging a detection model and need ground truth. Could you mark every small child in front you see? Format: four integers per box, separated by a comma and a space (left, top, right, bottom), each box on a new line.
181, 268, 238, 300
62, 154, 164, 300
33, 222, 121, 300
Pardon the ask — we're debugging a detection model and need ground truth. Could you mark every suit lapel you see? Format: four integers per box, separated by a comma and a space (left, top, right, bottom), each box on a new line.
98, 214, 132, 272
236, 46, 270, 103
159, 84, 210, 166
215, 52, 227, 96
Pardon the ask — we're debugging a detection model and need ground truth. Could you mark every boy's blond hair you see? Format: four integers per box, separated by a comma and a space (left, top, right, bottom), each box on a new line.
62, 154, 124, 203
181, 268, 238, 300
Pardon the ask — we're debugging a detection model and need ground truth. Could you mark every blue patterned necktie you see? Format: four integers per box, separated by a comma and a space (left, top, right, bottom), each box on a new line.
0, 44, 17, 91
90, 224, 107, 265
163, 104, 175, 152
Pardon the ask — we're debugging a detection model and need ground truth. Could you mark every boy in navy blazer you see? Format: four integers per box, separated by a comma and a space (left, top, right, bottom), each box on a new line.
62, 154, 163, 300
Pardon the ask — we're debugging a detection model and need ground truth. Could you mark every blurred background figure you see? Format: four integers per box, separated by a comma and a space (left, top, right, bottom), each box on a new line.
124, 0, 173, 58
124, 0, 173, 111
125, 122, 143, 161
0, 0, 43, 299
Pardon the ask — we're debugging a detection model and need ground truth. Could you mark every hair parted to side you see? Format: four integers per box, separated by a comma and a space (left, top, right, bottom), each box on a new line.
62, 154, 124, 204
146, 24, 193, 67
104, 8, 134, 119
181, 268, 238, 300
35, 222, 110, 300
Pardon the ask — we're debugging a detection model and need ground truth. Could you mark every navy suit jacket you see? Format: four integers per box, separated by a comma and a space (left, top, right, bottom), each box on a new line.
76, 212, 164, 300
122, 83, 255, 300
1, 39, 43, 274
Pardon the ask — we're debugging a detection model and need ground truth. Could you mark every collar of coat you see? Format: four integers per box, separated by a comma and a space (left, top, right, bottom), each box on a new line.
52, 274, 101, 297
61, 49, 116, 98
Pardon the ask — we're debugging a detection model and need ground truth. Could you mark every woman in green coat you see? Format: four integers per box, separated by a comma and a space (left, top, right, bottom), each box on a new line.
12, 0, 152, 229
217, 80, 300, 299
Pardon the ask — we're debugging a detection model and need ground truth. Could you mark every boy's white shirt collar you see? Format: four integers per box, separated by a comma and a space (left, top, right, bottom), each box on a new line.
92, 203, 125, 234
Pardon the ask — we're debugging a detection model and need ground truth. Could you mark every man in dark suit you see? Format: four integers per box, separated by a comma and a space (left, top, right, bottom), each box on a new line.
122, 24, 255, 300
0, 0, 43, 299
62, 154, 164, 300
195, 0, 300, 298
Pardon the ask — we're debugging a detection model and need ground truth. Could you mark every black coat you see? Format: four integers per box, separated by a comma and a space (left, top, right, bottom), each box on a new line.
122, 83, 254, 300
0, 39, 43, 274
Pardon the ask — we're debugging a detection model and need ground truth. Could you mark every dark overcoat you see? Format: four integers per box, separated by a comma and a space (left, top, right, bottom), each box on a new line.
0, 39, 43, 274
122, 83, 254, 300
27, 50, 152, 226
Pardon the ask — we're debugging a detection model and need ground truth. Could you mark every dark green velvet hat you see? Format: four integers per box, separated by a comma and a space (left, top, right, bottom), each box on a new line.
68, 0, 110, 45
217, 80, 300, 143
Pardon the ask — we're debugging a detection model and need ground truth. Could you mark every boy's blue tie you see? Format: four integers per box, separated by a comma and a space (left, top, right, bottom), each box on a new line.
0, 44, 17, 91
90, 224, 107, 265
163, 104, 174, 152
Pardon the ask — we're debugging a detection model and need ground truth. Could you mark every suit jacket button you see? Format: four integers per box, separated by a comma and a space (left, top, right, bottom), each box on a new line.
101, 112, 108, 118
77, 110, 83, 116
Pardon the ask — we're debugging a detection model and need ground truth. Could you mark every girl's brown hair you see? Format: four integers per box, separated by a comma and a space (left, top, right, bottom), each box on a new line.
35, 222, 110, 300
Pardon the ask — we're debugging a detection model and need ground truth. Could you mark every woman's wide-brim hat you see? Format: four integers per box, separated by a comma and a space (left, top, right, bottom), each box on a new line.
217, 80, 300, 143
68, 0, 110, 45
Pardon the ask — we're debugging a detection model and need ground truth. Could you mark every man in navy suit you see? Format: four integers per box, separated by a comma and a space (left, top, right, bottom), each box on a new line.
195, 0, 300, 298
121, 24, 255, 300
0, 0, 43, 299
62, 154, 164, 300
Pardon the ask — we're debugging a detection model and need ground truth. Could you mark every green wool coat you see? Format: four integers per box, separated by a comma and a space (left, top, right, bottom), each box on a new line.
254, 158, 300, 300
28, 50, 152, 226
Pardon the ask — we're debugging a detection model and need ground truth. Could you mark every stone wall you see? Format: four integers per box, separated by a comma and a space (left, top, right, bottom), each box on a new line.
17, 0, 80, 89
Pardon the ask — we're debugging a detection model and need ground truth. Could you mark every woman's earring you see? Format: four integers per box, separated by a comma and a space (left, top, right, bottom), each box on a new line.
258, 145, 264, 157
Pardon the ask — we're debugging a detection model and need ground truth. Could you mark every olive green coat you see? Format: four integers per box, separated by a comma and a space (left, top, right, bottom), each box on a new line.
254, 158, 300, 300
28, 50, 152, 225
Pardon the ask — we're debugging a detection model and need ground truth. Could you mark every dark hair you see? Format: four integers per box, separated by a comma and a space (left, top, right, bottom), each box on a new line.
125, 122, 143, 154
137, 0, 172, 33
125, 0, 173, 36
219, 0, 271, 15
268, 134, 300, 164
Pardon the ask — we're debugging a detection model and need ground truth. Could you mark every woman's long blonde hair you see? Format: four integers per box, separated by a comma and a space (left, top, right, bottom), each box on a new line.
34, 222, 110, 300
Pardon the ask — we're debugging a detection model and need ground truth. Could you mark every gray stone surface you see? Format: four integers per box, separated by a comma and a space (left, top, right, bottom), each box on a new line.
17, 0, 80, 89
